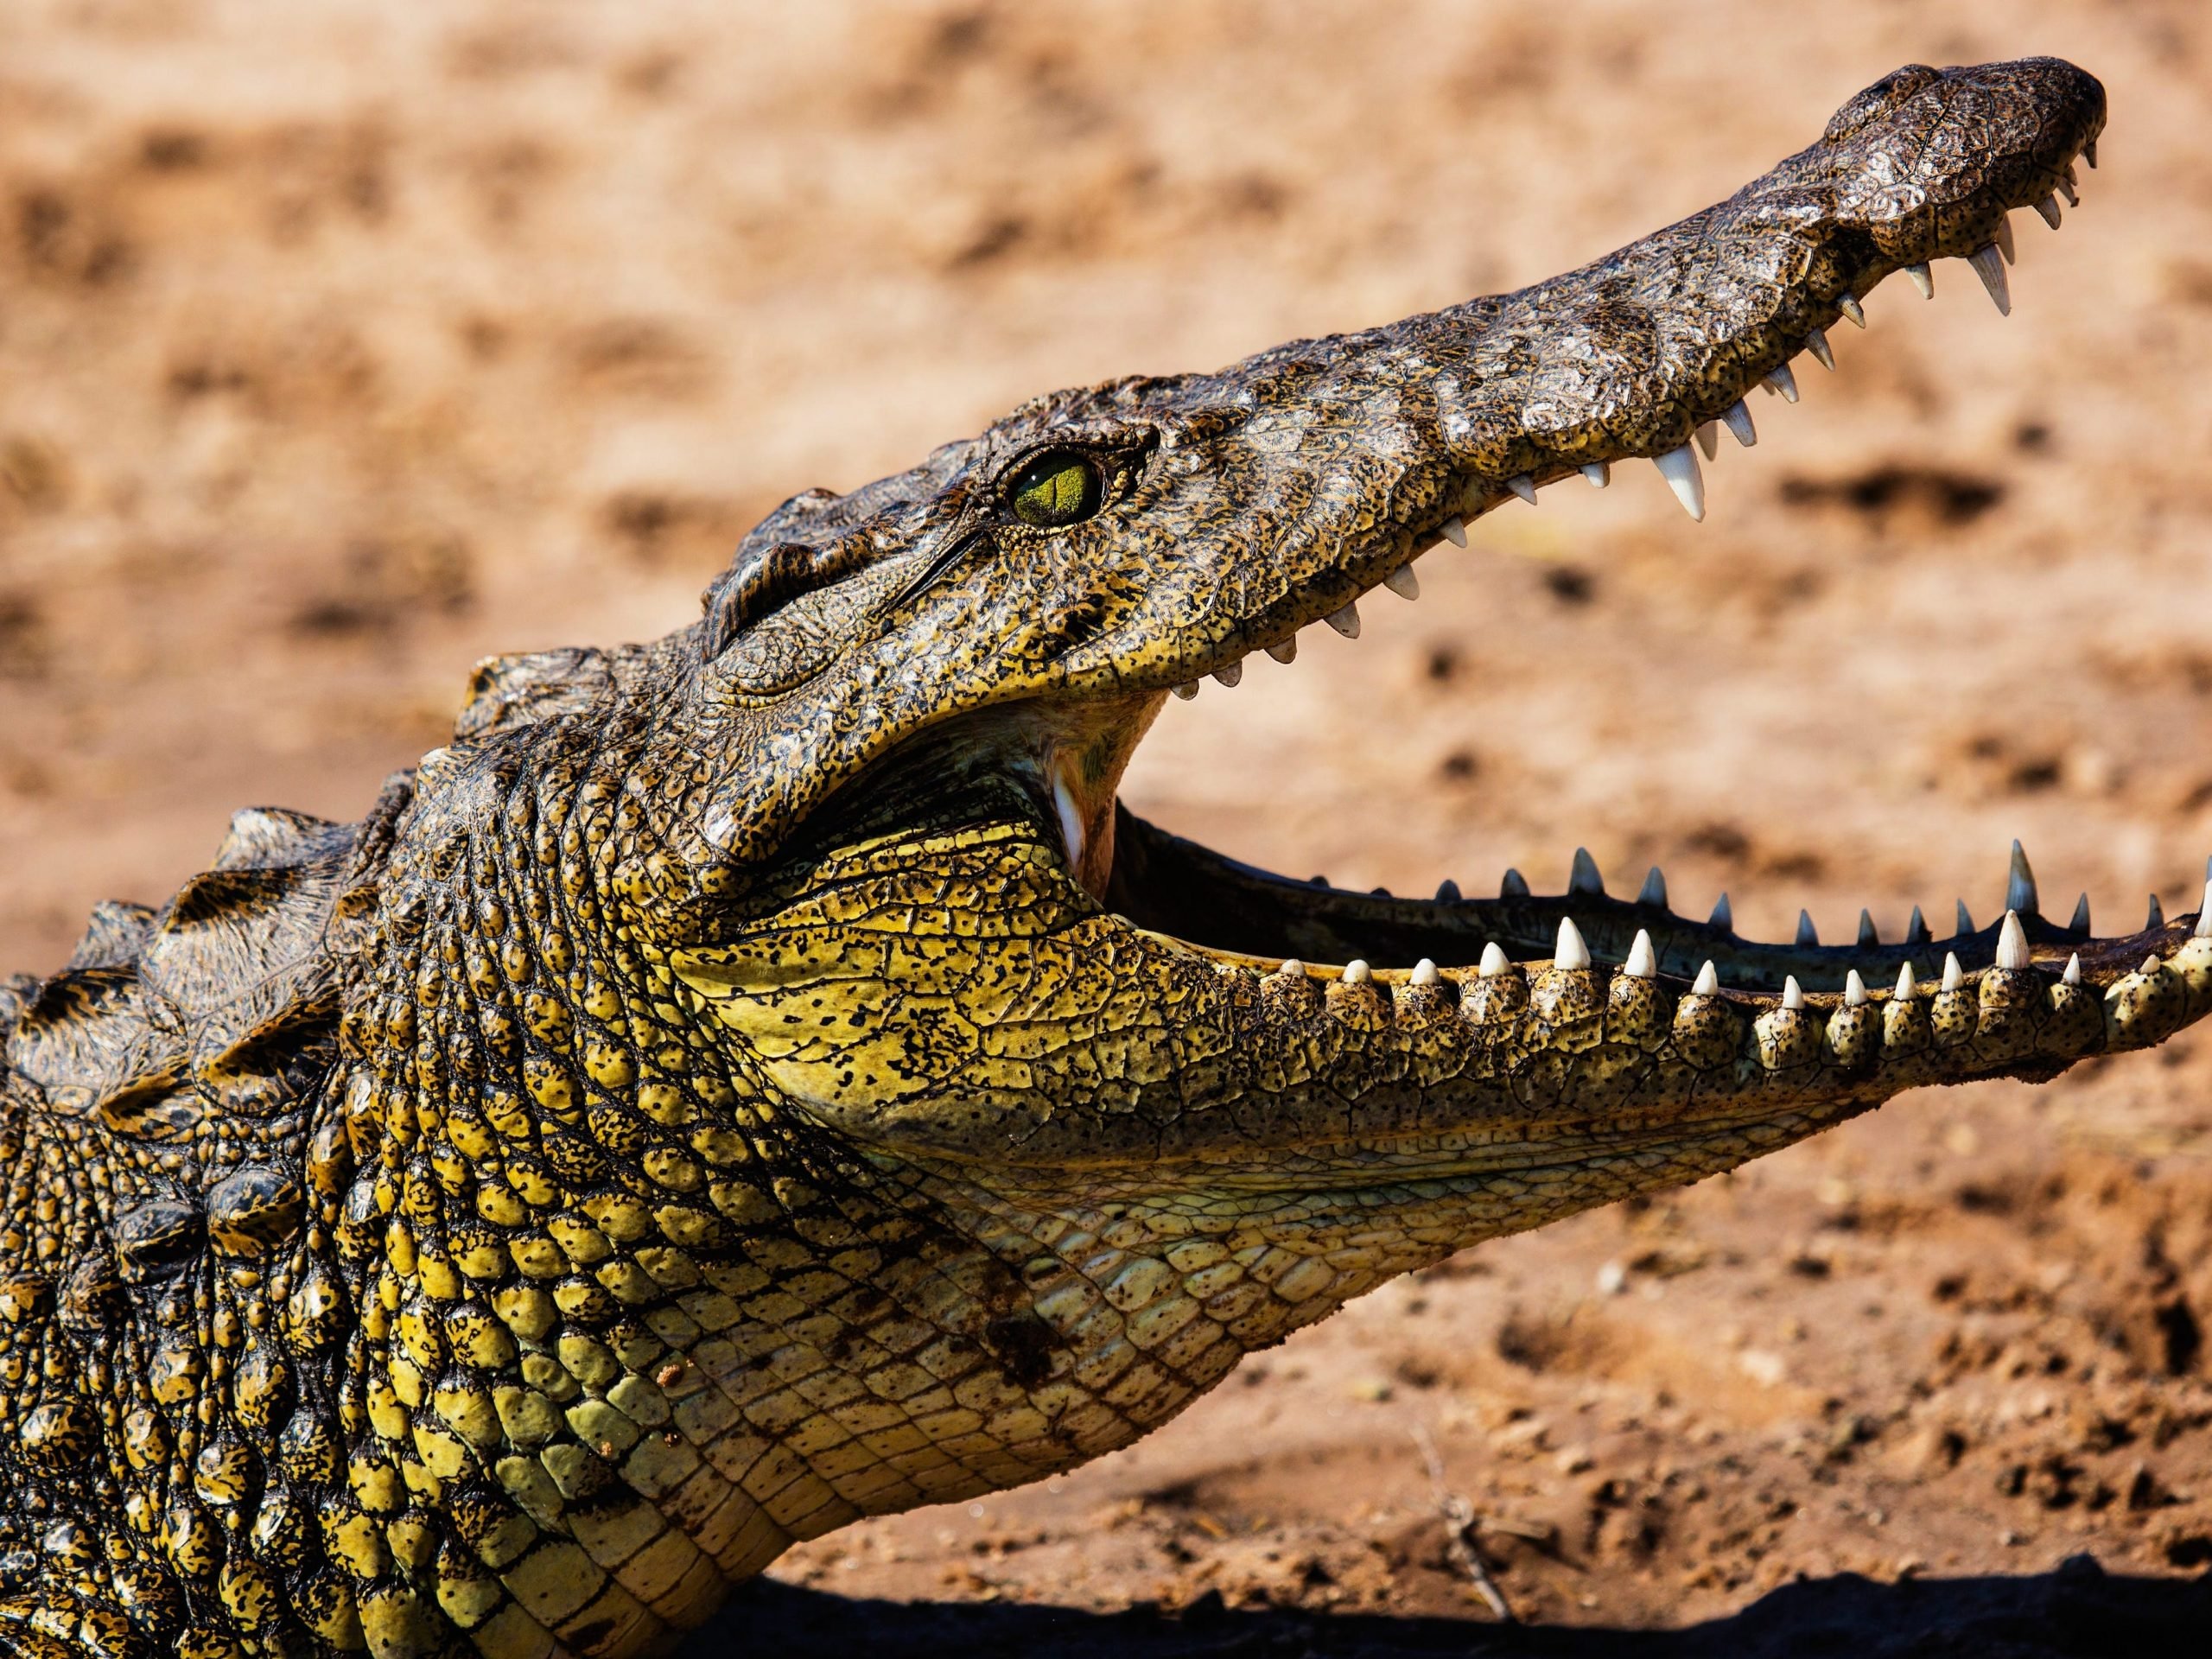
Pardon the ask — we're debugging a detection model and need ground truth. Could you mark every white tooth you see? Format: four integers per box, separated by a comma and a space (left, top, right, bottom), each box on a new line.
1955, 900, 1975, 937
1942, 951, 1964, 991
1500, 868, 1530, 899
2034, 194, 2062, 230
1276, 958, 1305, 979
1996, 910, 2031, 971
2141, 953, 2162, 976
1845, 969, 1867, 1007
1580, 461, 1611, 488
1267, 636, 1298, 664
1905, 905, 1929, 944
2005, 840, 2038, 916
1507, 474, 1538, 505
1796, 909, 1819, 948
2056, 176, 2077, 207
1722, 399, 1757, 447
1434, 879, 1461, 903
2069, 893, 2090, 933
1838, 292, 1866, 327
1052, 765, 1087, 875
1172, 681, 1199, 700
1709, 893, 1733, 931
1479, 941, 1510, 977
1995, 213, 2016, 264
1967, 245, 2011, 316
1764, 362, 1801, 403
2063, 951, 2082, 985
1905, 262, 1934, 298
1637, 866, 1669, 909
1212, 660, 1243, 688
1554, 917, 1592, 972
2147, 893, 2164, 930
1569, 847, 1605, 896
1692, 960, 1719, 995
1894, 962, 1916, 1001
1782, 976, 1803, 1011
1440, 515, 1468, 547
1805, 327, 1836, 371
2196, 877, 2212, 938
1624, 929, 1656, 978
1411, 958, 1440, 987
1341, 959, 1371, 984
1858, 909, 1879, 949
1325, 602, 1361, 638
1653, 444, 1706, 521
1383, 565, 1420, 600
1694, 421, 1719, 461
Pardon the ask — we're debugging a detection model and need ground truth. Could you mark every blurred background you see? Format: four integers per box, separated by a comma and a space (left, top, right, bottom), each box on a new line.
3, 0, 2209, 1645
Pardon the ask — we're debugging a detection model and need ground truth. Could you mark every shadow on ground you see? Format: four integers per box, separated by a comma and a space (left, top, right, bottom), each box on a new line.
702, 1557, 2208, 1657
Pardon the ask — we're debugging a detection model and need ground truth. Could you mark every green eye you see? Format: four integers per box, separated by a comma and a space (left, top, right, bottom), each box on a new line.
1007, 450, 1103, 528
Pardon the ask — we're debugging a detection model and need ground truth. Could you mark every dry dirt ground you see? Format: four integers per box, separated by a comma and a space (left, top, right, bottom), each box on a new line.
4, 2, 2212, 1654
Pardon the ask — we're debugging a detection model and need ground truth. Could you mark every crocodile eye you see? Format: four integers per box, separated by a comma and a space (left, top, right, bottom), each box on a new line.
1007, 449, 1103, 529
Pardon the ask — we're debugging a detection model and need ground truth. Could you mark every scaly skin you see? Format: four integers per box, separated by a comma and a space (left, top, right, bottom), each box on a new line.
0, 54, 2183, 1659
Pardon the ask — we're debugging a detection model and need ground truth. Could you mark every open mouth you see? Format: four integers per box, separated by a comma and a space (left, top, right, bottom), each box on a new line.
1049, 138, 2206, 1021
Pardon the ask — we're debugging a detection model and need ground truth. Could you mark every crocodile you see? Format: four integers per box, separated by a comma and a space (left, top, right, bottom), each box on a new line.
0, 53, 2183, 1659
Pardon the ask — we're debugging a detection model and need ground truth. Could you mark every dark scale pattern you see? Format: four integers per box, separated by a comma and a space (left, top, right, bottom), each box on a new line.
0, 57, 2190, 1659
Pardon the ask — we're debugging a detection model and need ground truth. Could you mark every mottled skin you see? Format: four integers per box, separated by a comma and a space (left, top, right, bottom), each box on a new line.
0, 56, 2176, 1659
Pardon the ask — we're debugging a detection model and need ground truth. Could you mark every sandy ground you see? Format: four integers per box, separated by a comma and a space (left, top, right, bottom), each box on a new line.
4, 1, 2212, 1652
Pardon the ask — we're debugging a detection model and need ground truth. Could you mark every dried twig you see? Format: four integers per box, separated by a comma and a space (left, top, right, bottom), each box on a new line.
1409, 1420, 1516, 1623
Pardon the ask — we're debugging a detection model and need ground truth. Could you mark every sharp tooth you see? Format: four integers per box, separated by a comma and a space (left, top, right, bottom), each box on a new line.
1325, 602, 1361, 638
1838, 292, 1866, 328
1569, 847, 1605, 896
1905, 905, 1929, 944
2005, 840, 2039, 916
1694, 422, 1719, 461
1276, 958, 1306, 979
1796, 909, 1819, 948
1411, 958, 1440, 987
1637, 866, 1669, 909
1624, 929, 1657, 978
2141, 953, 2162, 976
1782, 976, 1804, 1011
2065, 161, 2080, 188
1722, 399, 1757, 447
1580, 461, 1611, 488
1996, 910, 2031, 971
1554, 917, 1592, 972
1764, 362, 1801, 402
2084, 137, 2099, 169
2148, 893, 2165, 930
1507, 474, 1539, 505
2034, 194, 2062, 230
2069, 893, 2090, 933
1341, 959, 1372, 984
1845, 969, 1867, 1007
1904, 262, 1934, 298
1434, 878, 1461, 903
1267, 637, 1298, 664
1955, 900, 1975, 937
1942, 952, 1964, 991
2056, 176, 2077, 207
1383, 565, 1420, 600
1172, 681, 1199, 700
1693, 960, 1719, 995
1441, 515, 1468, 547
1501, 868, 1530, 899
1479, 942, 1510, 977
1995, 213, 2016, 264
2063, 952, 2082, 986
1894, 962, 1916, 1000
1052, 762, 1087, 875
1858, 909, 1879, 949
1212, 661, 1243, 687
2196, 876, 2212, 938
1967, 245, 2011, 316
1654, 444, 1706, 521
1805, 327, 1835, 371
1709, 893, 1733, 931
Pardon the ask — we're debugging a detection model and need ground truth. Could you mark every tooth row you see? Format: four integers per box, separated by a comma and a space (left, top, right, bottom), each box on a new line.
1178, 171, 2080, 698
